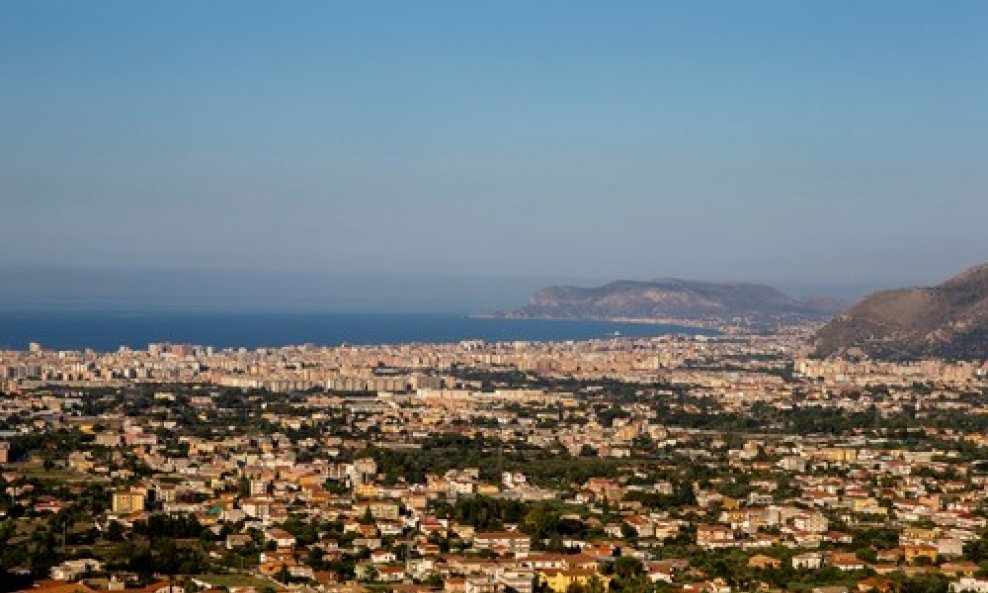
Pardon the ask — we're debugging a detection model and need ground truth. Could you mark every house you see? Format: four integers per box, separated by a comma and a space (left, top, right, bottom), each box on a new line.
377, 520, 404, 536
371, 550, 396, 564
289, 565, 315, 579
313, 571, 340, 586
499, 568, 535, 593
523, 554, 570, 571
50, 559, 101, 581
951, 577, 988, 593
825, 531, 854, 545
624, 515, 654, 537
241, 497, 273, 519
793, 553, 824, 570
465, 576, 498, 593
876, 549, 903, 563
647, 564, 675, 583
563, 555, 600, 571
376, 565, 408, 583
941, 561, 979, 577
829, 553, 866, 572
858, 576, 894, 593
265, 528, 296, 549
225, 534, 252, 549
356, 523, 379, 538
473, 531, 531, 555
111, 491, 145, 515
259, 556, 297, 577
538, 569, 611, 593
420, 518, 448, 537
354, 499, 401, 521
681, 579, 731, 593
904, 545, 939, 565
938, 539, 965, 558
793, 512, 829, 533
748, 555, 781, 570
697, 524, 735, 549
353, 537, 382, 550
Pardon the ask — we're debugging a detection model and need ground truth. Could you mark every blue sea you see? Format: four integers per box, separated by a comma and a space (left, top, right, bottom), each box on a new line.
0, 311, 713, 352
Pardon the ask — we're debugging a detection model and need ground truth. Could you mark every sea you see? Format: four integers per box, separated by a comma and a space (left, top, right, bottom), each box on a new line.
0, 311, 714, 352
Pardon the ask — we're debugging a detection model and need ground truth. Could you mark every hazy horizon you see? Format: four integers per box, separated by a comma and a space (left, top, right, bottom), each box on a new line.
3, 1, 987, 313
0, 263, 978, 315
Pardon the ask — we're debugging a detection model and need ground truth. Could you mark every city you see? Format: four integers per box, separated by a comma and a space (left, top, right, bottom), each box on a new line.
3, 3, 987, 593
2, 327, 988, 593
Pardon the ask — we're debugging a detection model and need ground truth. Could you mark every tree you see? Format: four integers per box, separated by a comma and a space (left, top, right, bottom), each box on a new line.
277, 564, 290, 584
615, 557, 644, 580
360, 507, 374, 525
107, 520, 125, 542
237, 477, 251, 498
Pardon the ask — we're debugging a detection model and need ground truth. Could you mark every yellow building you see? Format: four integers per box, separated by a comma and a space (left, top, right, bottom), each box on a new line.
819, 448, 858, 463
111, 491, 146, 514
851, 497, 887, 515
354, 483, 381, 499
904, 545, 939, 565
538, 569, 611, 593
354, 499, 400, 520
902, 527, 937, 544
477, 483, 500, 495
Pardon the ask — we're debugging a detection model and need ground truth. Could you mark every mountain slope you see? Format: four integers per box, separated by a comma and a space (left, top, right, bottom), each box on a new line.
505, 278, 840, 320
814, 263, 988, 360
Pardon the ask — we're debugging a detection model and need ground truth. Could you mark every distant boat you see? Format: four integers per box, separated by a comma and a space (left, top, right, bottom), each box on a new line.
609, 330, 622, 337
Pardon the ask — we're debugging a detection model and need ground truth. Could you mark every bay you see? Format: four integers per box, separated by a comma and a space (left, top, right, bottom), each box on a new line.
0, 311, 713, 352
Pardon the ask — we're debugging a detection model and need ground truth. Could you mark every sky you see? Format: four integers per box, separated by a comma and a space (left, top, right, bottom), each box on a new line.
2, 1, 987, 312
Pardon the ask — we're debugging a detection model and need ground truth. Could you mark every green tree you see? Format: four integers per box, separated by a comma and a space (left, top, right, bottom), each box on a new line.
615, 557, 644, 580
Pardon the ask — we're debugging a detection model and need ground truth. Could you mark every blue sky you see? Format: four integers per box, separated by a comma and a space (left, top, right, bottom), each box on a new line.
2, 1, 987, 311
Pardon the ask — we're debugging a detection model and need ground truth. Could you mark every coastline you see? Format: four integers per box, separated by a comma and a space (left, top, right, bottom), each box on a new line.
0, 311, 715, 353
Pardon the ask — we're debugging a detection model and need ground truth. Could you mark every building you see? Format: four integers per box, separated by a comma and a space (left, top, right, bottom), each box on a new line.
50, 559, 101, 581
793, 553, 825, 570
111, 490, 146, 514
697, 524, 735, 549
950, 578, 988, 593
538, 569, 611, 593
473, 531, 531, 555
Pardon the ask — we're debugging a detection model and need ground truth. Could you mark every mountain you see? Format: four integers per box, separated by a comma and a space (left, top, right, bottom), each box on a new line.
500, 278, 842, 321
814, 263, 988, 360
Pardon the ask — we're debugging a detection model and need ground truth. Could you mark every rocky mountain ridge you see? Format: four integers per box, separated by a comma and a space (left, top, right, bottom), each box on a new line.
814, 263, 988, 360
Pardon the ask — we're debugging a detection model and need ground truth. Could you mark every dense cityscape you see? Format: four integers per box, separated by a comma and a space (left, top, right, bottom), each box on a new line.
3, 325, 988, 593
5, 3, 987, 593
